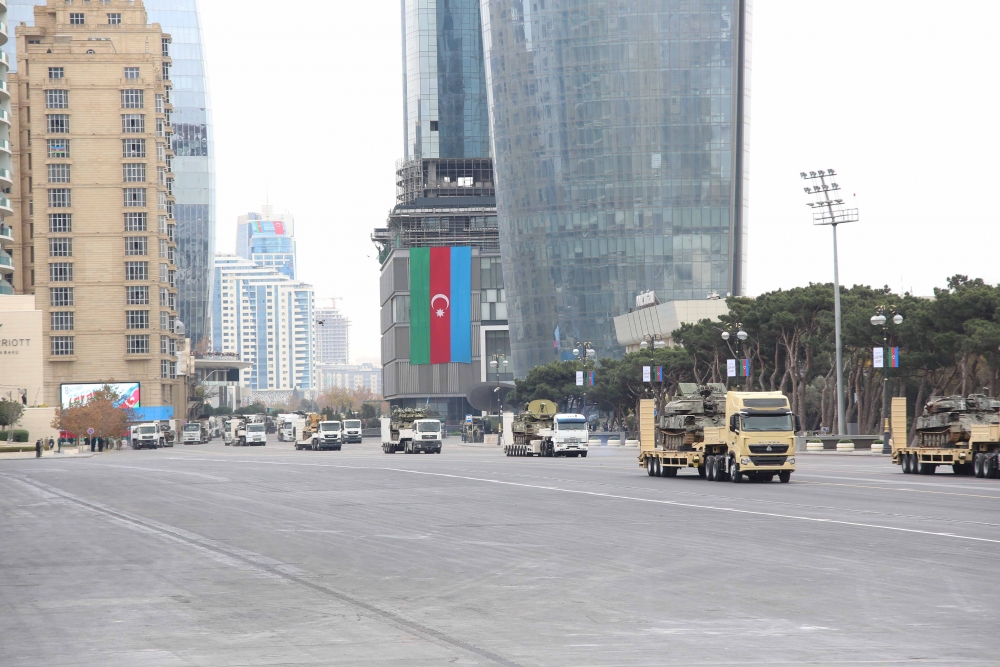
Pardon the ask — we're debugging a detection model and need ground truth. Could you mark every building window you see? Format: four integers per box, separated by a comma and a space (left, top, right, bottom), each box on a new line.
51, 311, 74, 331
122, 138, 145, 157
159, 287, 169, 307
49, 213, 72, 233
123, 163, 146, 182
393, 295, 410, 323
159, 263, 168, 283
124, 188, 146, 207
124, 212, 147, 231
47, 139, 71, 158
157, 191, 167, 210
121, 89, 143, 109
122, 114, 144, 133
126, 335, 150, 354
158, 216, 167, 234
48, 67, 65, 80
47, 164, 71, 183
158, 238, 168, 258
107, 13, 122, 25
49, 262, 73, 282
161, 359, 176, 379
69, 12, 85, 25
47, 114, 70, 133
161, 37, 170, 58
156, 117, 166, 137
49, 237, 72, 257
124, 66, 140, 80
160, 311, 170, 330
125, 236, 147, 256
156, 143, 165, 162
47, 189, 71, 208
126, 310, 149, 329
157, 166, 166, 185
161, 63, 170, 80
46, 90, 68, 109
125, 261, 148, 281
51, 336, 74, 356
50, 287, 74, 307
127, 285, 149, 305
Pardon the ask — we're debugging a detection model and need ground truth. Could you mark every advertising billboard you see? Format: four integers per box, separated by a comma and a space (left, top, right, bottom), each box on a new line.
60, 383, 141, 409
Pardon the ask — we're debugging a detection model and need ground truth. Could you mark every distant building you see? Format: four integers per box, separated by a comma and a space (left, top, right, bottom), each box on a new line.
212, 255, 315, 391
318, 362, 381, 395
614, 294, 730, 353
236, 204, 296, 279
314, 301, 349, 364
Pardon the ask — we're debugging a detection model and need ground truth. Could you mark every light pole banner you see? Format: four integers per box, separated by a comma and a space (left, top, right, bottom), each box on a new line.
873, 347, 884, 368
589, 371, 595, 386
890, 347, 900, 368
727, 359, 736, 377
642, 366, 651, 382
576, 371, 584, 386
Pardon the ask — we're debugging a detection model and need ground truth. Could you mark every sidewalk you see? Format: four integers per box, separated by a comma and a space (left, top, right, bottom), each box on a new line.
0, 447, 99, 460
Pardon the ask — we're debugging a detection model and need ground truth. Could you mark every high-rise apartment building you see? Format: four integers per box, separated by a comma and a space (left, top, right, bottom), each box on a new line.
236, 204, 296, 279
314, 300, 348, 364
212, 255, 315, 392
0, 1, 12, 296
4, 0, 215, 348
11, 0, 182, 414
481, 0, 751, 372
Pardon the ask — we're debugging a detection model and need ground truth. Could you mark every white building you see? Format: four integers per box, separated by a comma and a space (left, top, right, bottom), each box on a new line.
236, 204, 297, 280
315, 300, 349, 364
318, 362, 381, 395
211, 255, 315, 391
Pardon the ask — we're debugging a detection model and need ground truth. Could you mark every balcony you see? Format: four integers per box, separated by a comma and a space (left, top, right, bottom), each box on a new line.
0, 22, 7, 48
0, 251, 13, 274
0, 139, 10, 154
0, 280, 13, 296
0, 80, 8, 99
0, 109, 10, 126
0, 223, 12, 243
0, 196, 11, 214
0, 51, 8, 70
0, 168, 12, 188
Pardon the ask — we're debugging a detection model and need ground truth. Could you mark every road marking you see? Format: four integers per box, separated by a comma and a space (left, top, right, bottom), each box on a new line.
797, 480, 1000, 501
160, 458, 1000, 546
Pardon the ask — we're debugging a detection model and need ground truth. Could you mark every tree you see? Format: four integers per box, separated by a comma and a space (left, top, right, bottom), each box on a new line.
0, 398, 25, 443
51, 383, 137, 442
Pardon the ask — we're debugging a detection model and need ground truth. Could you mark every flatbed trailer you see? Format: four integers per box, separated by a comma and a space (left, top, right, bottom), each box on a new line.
891, 397, 1000, 477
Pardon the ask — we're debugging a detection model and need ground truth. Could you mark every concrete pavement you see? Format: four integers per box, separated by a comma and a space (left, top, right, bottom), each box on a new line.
2, 434, 999, 665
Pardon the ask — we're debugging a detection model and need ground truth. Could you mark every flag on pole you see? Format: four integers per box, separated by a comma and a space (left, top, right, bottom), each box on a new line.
890, 347, 900, 368
554, 325, 560, 350
656, 366, 664, 382
409, 247, 472, 364
589, 371, 595, 386
741, 359, 751, 377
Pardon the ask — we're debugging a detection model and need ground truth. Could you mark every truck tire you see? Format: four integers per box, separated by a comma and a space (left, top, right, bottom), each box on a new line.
706, 455, 716, 481
646, 457, 655, 476
908, 453, 919, 474
987, 455, 999, 479
581, 451, 587, 458
730, 460, 742, 483
653, 458, 661, 476
778, 470, 791, 483
697, 464, 706, 478
974, 453, 984, 478
919, 462, 936, 475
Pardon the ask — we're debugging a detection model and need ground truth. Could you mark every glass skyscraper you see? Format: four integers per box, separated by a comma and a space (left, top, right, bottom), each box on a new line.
4, 0, 215, 346
480, 0, 751, 372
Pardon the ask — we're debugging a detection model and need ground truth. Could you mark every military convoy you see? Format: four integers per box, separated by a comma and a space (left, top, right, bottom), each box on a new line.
504, 400, 589, 457
381, 407, 443, 454
639, 386, 798, 483
893, 394, 1000, 476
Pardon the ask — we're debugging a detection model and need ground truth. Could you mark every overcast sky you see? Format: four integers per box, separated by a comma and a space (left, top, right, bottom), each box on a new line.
198, 1, 1000, 364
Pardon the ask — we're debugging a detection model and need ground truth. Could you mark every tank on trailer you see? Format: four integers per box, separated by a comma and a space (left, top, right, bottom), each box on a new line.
657, 383, 728, 450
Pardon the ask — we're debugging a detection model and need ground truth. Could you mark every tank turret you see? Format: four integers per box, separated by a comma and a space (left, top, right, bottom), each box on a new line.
657, 383, 727, 450
511, 399, 558, 447
915, 394, 1000, 447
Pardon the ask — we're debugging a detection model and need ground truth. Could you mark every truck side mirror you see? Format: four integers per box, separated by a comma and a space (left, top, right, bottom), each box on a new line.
729, 414, 738, 432
794, 415, 801, 432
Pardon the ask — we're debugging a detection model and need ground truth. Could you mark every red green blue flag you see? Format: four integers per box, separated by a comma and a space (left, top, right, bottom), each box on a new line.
741, 359, 751, 377
890, 347, 900, 368
589, 371, 595, 386
656, 366, 664, 382
409, 247, 472, 365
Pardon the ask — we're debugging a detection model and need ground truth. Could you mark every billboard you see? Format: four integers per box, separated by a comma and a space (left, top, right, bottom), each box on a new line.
60, 383, 141, 409
251, 219, 289, 236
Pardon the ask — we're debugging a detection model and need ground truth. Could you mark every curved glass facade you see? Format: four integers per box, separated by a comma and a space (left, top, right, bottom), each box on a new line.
481, 0, 751, 373
4, 0, 215, 346
402, 0, 491, 160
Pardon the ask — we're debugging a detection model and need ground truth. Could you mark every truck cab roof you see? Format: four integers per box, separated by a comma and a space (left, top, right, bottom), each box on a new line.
555, 414, 587, 421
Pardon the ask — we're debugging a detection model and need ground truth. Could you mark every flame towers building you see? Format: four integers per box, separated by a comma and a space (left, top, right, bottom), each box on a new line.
480, 0, 751, 372
3, 0, 215, 346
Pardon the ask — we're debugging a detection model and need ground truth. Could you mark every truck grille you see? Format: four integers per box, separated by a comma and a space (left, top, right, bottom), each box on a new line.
749, 444, 789, 454
750, 456, 787, 466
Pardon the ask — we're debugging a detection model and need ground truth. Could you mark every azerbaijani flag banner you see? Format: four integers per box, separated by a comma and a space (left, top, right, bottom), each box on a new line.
741, 359, 751, 377
409, 247, 472, 365
656, 366, 664, 382
589, 371, 596, 387
890, 347, 900, 368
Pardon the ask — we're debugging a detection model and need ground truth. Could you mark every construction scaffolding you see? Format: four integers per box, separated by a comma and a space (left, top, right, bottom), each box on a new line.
396, 158, 495, 205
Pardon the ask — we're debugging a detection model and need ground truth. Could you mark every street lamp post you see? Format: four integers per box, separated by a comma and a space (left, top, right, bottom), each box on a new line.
489, 352, 509, 415
871, 307, 903, 455
802, 169, 858, 435
572, 342, 595, 418
720, 324, 748, 388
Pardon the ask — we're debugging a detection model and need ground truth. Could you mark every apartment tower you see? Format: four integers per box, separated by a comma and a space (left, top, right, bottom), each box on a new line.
14, 0, 181, 413
0, 2, 13, 295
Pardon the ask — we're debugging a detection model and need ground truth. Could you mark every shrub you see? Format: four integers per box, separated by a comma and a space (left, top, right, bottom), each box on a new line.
872, 439, 883, 444
807, 438, 822, 443
838, 438, 853, 443
0, 429, 30, 442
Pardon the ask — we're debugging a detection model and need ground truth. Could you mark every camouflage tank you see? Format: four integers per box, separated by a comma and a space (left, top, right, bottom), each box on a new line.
390, 407, 429, 441
915, 394, 1000, 447
657, 383, 728, 450
511, 399, 558, 447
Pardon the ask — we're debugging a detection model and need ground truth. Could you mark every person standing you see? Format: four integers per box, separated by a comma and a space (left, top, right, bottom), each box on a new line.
89, 437, 95, 453
35, 439, 42, 458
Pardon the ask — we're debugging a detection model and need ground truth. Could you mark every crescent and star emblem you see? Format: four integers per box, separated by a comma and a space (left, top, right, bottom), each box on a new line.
431, 294, 450, 318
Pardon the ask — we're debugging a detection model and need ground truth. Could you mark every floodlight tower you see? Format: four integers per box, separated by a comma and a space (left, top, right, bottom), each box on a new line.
801, 169, 858, 436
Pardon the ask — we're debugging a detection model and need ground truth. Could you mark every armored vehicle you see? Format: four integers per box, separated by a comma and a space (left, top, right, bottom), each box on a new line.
509, 400, 558, 449
657, 383, 728, 450
381, 407, 439, 453
914, 394, 1000, 447
894, 394, 1000, 476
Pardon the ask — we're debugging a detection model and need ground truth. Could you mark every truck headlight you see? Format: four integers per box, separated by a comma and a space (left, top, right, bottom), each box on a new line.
787, 457, 795, 465
741, 457, 751, 465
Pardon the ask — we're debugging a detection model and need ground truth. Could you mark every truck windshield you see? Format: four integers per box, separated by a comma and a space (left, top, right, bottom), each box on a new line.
344, 420, 361, 429
741, 414, 794, 432
247, 424, 265, 432
557, 420, 587, 431
320, 423, 340, 431
139, 426, 156, 434
417, 422, 440, 433
183, 425, 200, 432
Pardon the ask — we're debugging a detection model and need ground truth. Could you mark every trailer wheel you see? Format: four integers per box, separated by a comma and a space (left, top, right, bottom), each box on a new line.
778, 470, 791, 483
652, 458, 660, 476
705, 455, 716, 481
663, 464, 675, 477
646, 457, 655, 476
908, 453, 919, 474
919, 462, 936, 475
987, 455, 999, 479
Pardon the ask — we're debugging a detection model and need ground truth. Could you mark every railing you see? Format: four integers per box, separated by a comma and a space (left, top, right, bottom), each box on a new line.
0, 223, 12, 239
0, 110, 10, 124
0, 52, 8, 68
0, 251, 13, 267
0, 280, 13, 295
0, 168, 12, 182
0, 196, 11, 210
0, 139, 10, 153
0, 81, 8, 95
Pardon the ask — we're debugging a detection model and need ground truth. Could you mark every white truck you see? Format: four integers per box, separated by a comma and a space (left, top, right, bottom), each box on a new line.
343, 419, 363, 444
243, 421, 267, 446
181, 422, 205, 445
131, 423, 165, 449
530, 413, 589, 457
223, 418, 237, 445
381, 414, 443, 454
281, 414, 305, 443
311, 421, 342, 451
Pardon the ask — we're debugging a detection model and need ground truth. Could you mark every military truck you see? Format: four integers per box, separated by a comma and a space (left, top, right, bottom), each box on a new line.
893, 394, 1000, 476
504, 400, 588, 457
294, 413, 323, 450
639, 392, 798, 483
505, 400, 556, 456
657, 383, 728, 450
380, 407, 442, 454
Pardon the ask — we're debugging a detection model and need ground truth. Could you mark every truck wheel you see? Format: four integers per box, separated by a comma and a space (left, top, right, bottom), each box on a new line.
919, 462, 935, 475
697, 464, 706, 478
652, 458, 661, 476
730, 460, 742, 483
705, 455, 716, 481
973, 454, 984, 478
646, 458, 655, 476
581, 451, 587, 458
778, 470, 791, 483
908, 453, 919, 474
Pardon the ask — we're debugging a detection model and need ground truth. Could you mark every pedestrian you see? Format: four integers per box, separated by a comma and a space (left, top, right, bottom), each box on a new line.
49, 437, 56, 453
89, 437, 95, 453
98, 437, 104, 453
35, 439, 42, 458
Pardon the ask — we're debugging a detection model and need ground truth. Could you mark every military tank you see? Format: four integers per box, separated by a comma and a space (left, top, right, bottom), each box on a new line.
510, 399, 558, 448
915, 394, 1000, 447
657, 383, 728, 450
389, 407, 429, 442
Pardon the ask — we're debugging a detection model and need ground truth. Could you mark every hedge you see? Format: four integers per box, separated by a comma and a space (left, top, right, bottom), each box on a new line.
0, 430, 29, 442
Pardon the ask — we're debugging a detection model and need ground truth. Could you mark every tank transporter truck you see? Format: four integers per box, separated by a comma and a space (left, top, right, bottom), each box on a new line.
504, 400, 589, 457
294, 413, 323, 450
380, 407, 442, 454
893, 394, 1000, 476
639, 389, 798, 483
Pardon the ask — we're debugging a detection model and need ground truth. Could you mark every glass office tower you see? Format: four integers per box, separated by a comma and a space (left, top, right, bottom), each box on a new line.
4, 0, 215, 347
481, 0, 751, 372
